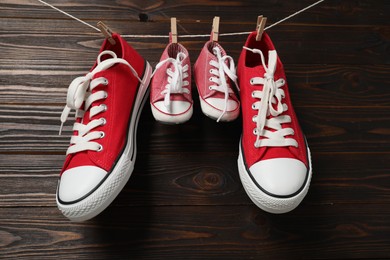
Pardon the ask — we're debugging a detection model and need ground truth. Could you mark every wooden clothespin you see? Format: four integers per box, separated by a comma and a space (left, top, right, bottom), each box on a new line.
256, 15, 267, 41
97, 21, 116, 45
211, 16, 220, 42
171, 17, 177, 43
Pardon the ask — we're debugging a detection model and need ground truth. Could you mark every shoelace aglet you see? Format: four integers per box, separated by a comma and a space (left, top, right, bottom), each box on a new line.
59, 106, 71, 135
59, 122, 64, 136
164, 92, 171, 112
216, 90, 229, 123
213, 46, 233, 122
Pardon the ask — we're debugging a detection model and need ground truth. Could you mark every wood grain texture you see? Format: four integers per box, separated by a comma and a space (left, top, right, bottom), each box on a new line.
1, 0, 389, 26
0, 206, 389, 259
0, 0, 389, 259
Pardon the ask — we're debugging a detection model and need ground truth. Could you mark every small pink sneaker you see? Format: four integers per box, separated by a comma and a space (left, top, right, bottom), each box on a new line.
194, 34, 239, 122
237, 31, 312, 214
56, 33, 152, 221
150, 34, 193, 124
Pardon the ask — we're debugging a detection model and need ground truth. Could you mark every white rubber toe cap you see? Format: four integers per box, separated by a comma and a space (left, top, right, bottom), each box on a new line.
151, 100, 193, 124
58, 166, 107, 203
249, 158, 308, 197
204, 97, 239, 112
153, 100, 191, 115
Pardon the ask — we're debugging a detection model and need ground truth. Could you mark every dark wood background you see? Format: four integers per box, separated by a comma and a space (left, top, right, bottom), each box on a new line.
1, 0, 389, 259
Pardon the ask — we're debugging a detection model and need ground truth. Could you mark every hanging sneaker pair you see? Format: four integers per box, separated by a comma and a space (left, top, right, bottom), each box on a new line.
150, 29, 240, 124
55, 28, 312, 221
237, 31, 312, 214
56, 34, 152, 221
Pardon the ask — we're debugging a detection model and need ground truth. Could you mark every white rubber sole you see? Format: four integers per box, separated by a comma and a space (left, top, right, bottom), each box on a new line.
57, 62, 153, 221
237, 139, 312, 214
199, 97, 239, 122
151, 103, 193, 124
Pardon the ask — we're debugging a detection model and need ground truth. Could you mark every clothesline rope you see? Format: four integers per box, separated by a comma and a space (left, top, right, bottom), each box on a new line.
37, 0, 325, 38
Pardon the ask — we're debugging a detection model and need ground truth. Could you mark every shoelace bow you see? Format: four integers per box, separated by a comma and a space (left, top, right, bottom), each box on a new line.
59, 50, 142, 155
243, 47, 298, 148
209, 47, 239, 122
152, 52, 190, 111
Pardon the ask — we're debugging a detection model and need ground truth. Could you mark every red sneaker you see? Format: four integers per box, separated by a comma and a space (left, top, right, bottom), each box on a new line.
237, 31, 312, 213
194, 35, 240, 122
56, 33, 152, 221
150, 35, 193, 124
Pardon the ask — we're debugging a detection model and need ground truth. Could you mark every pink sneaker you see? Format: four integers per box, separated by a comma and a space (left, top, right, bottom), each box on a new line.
194, 35, 239, 122
237, 31, 312, 214
150, 35, 193, 124
56, 33, 152, 221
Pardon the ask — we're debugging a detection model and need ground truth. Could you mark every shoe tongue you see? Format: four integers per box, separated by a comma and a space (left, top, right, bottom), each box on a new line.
262, 146, 297, 161
79, 107, 92, 128
250, 63, 266, 73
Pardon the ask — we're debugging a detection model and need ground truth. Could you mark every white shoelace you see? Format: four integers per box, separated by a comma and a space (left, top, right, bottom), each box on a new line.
152, 52, 190, 112
209, 47, 239, 122
59, 50, 142, 155
243, 47, 298, 148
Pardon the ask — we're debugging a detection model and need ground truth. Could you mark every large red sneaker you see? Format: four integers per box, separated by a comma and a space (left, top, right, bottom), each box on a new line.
237, 31, 312, 214
56, 33, 152, 221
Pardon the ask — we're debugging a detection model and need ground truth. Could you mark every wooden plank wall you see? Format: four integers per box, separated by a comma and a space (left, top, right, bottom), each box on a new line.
0, 0, 389, 259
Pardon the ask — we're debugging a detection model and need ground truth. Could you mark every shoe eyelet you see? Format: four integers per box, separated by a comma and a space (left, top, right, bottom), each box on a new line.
209, 69, 213, 73
250, 79, 254, 85
209, 86, 213, 90
100, 131, 105, 138
251, 104, 256, 110
253, 128, 258, 135
103, 78, 109, 85
100, 118, 107, 125
252, 116, 256, 122
97, 145, 103, 152
103, 91, 108, 99
251, 91, 255, 98
209, 77, 213, 82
